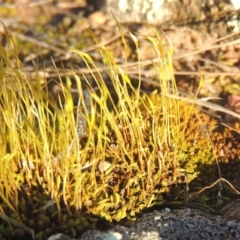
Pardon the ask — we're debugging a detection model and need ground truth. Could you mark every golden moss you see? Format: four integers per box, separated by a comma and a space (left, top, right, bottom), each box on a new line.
0, 23, 240, 240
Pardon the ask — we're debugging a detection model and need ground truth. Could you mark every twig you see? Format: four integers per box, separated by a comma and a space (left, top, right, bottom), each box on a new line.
166, 92, 240, 120
185, 177, 240, 203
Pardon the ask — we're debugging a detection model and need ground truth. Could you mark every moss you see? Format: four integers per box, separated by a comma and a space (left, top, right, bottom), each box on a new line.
0, 23, 240, 239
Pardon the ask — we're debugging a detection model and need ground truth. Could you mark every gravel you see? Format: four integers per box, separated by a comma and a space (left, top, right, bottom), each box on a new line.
77, 208, 240, 240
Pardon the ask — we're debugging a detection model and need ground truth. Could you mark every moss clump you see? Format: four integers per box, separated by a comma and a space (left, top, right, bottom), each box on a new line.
0, 23, 239, 240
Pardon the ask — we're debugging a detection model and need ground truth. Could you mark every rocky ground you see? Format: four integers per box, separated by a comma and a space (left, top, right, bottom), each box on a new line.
50, 203, 240, 239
